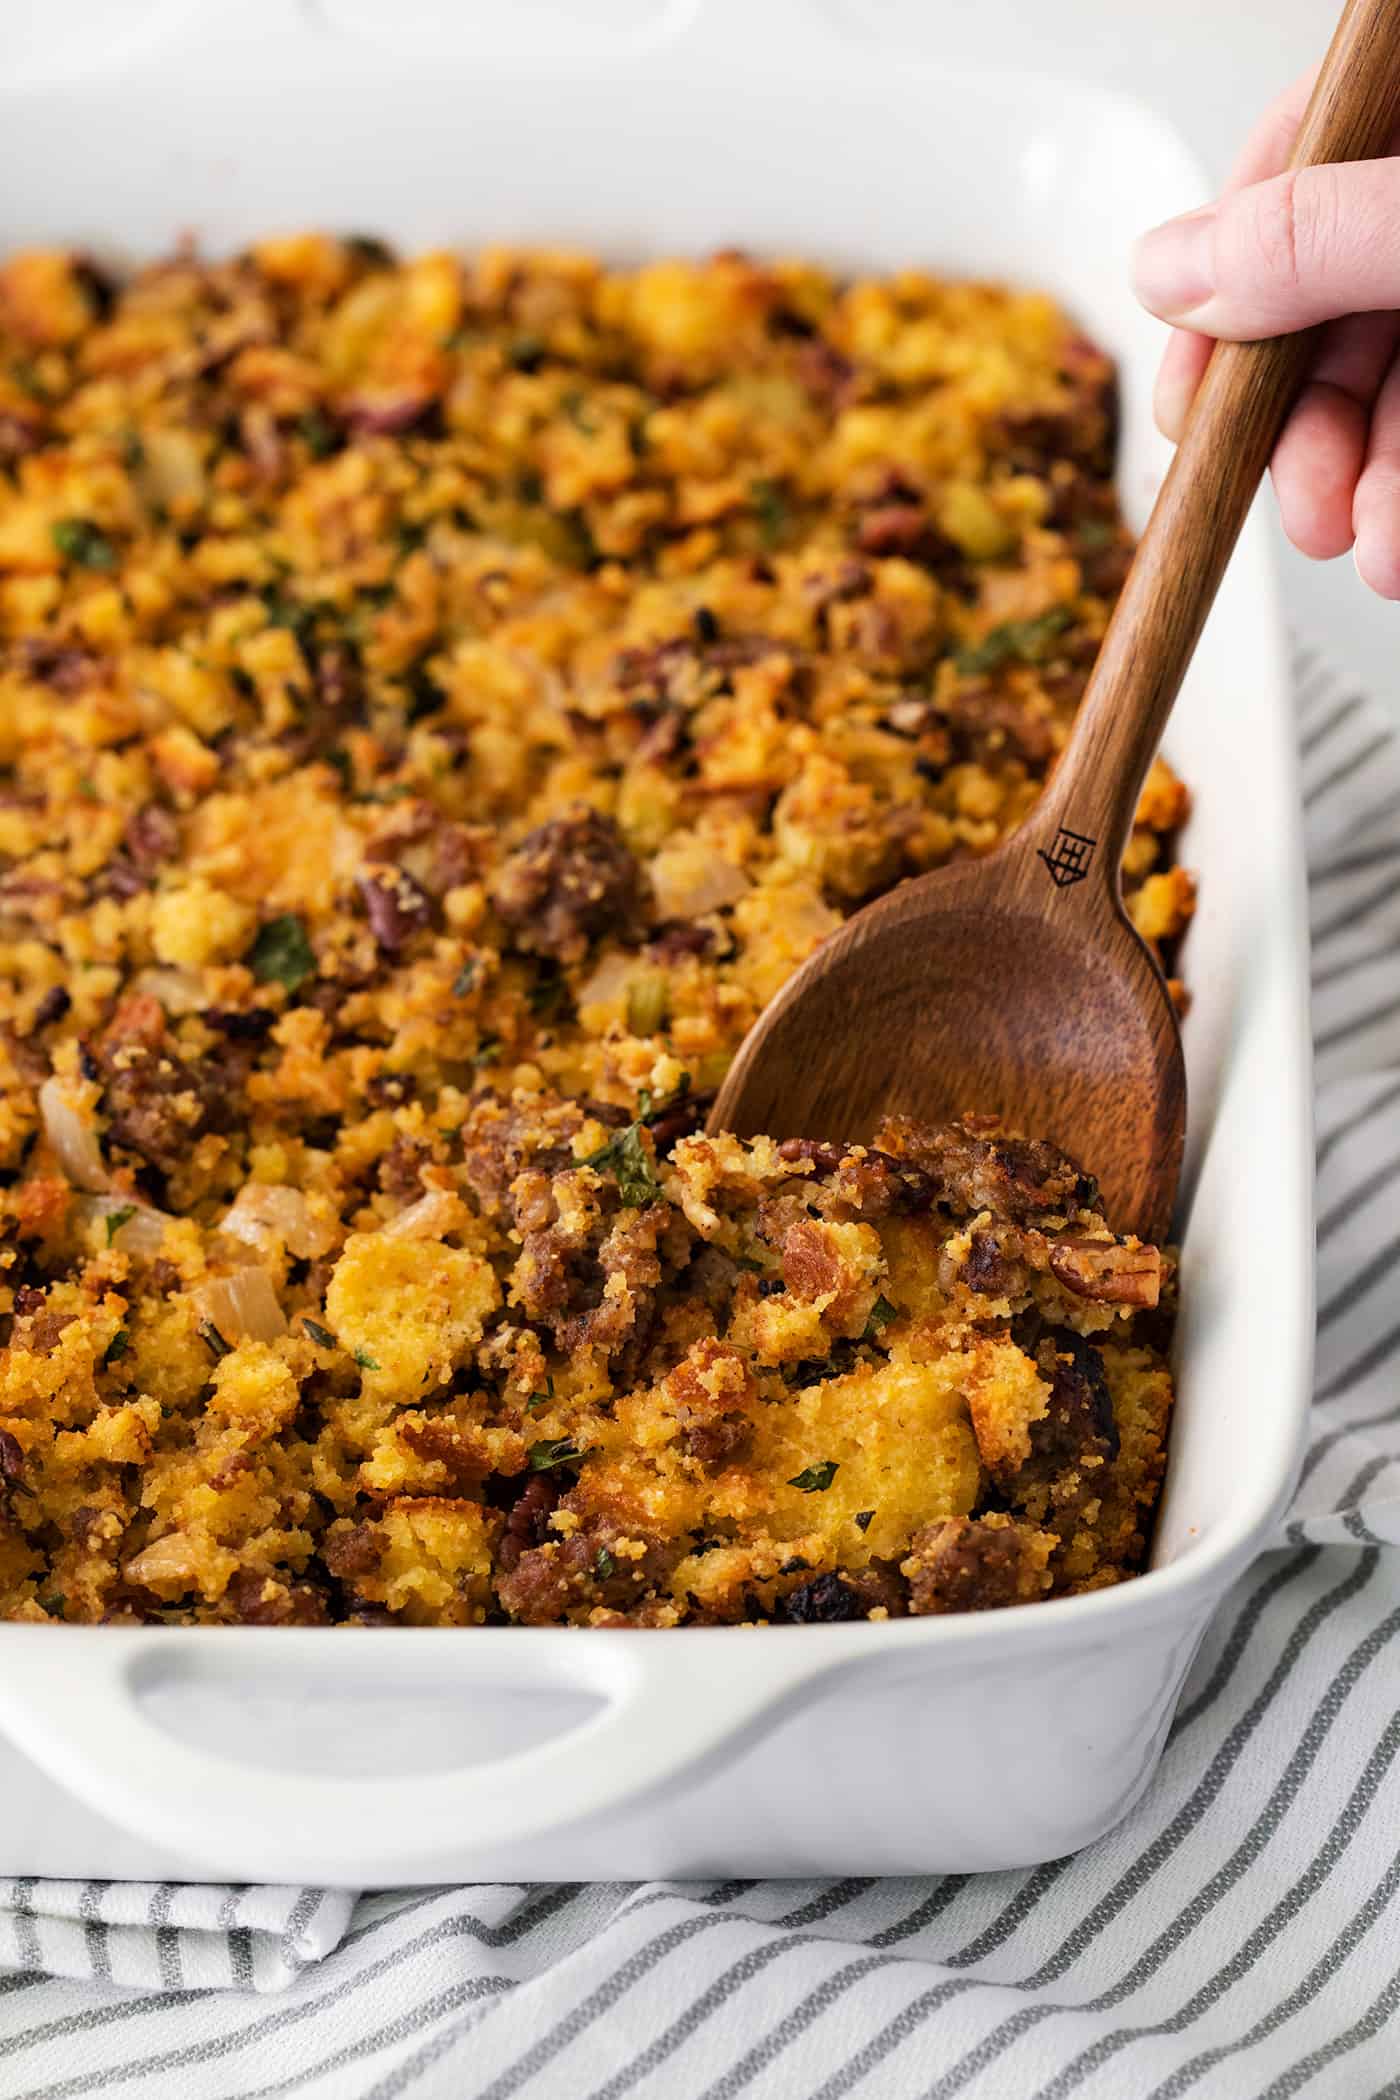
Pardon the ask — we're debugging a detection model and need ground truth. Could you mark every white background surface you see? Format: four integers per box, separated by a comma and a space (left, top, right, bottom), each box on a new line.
839, 0, 1395, 711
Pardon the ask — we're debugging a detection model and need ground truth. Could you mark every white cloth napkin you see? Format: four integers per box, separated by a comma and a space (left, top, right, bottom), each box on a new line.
2, 642, 1398, 2100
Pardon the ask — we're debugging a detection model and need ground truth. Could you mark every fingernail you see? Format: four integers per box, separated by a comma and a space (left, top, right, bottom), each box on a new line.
1153, 360, 1193, 443
1133, 207, 1217, 321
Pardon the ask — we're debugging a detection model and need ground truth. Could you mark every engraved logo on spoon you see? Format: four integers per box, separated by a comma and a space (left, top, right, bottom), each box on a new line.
1038, 826, 1097, 888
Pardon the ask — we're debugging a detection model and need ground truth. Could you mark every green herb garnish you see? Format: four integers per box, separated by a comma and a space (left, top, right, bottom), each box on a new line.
37, 1593, 66, 1619
344, 233, 395, 270
249, 913, 315, 992
104, 1205, 137, 1245
405, 662, 447, 723
353, 1348, 380, 1371
507, 335, 546, 372
854, 1509, 875, 1532
561, 390, 597, 434
593, 1547, 614, 1579
262, 591, 320, 653
474, 1035, 503, 1068
750, 477, 790, 548
788, 1460, 839, 1494
528, 967, 569, 1023
103, 1328, 130, 1365
954, 607, 1073, 677
198, 1320, 232, 1362
51, 517, 116, 570
583, 1094, 662, 1209
864, 1295, 898, 1337
297, 408, 340, 459
528, 1437, 585, 1472
303, 1318, 337, 1349
525, 1376, 555, 1417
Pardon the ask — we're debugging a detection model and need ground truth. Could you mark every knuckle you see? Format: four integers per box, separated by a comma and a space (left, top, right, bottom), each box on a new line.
1237, 170, 1305, 297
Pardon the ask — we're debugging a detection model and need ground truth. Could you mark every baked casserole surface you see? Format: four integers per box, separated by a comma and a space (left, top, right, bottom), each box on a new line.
0, 240, 1191, 1627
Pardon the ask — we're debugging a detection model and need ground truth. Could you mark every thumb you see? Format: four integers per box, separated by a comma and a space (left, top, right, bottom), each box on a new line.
1133, 160, 1400, 338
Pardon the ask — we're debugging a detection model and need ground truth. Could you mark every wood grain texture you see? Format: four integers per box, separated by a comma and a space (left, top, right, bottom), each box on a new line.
710, 0, 1400, 1239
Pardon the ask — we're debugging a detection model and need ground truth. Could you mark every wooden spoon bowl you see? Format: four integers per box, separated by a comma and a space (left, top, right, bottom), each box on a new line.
710, 0, 1400, 1241
711, 817, 1185, 1242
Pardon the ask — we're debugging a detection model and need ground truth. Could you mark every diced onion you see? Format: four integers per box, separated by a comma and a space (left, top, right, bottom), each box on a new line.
137, 426, 208, 513
38, 1075, 109, 1192
74, 1195, 172, 1258
131, 965, 205, 1016
384, 1188, 463, 1241
648, 841, 749, 922
123, 1533, 201, 1591
193, 1268, 287, 1345
220, 1182, 336, 1260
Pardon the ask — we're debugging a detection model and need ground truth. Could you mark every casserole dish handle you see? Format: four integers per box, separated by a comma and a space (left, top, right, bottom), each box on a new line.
0, 1629, 842, 1877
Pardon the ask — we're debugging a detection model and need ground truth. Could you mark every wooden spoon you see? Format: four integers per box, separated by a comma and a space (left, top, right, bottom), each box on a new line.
709, 0, 1400, 1243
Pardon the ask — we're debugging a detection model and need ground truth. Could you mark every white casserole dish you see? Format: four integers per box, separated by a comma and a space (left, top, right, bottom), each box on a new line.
0, 0, 1313, 1886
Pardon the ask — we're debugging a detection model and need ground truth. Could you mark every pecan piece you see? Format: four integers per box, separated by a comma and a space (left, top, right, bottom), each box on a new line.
1049, 1236, 1161, 1308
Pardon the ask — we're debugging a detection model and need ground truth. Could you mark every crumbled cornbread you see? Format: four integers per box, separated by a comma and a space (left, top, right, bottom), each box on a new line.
0, 240, 1186, 1626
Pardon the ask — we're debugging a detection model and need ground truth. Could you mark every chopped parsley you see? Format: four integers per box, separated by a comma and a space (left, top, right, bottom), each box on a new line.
452, 958, 480, 997
528, 1437, 586, 1473
353, 1348, 380, 1371
954, 606, 1073, 677
249, 913, 316, 991
561, 389, 597, 434
344, 234, 396, 270
593, 1547, 615, 1580
405, 662, 448, 723
103, 1328, 130, 1365
198, 1320, 232, 1362
262, 591, 320, 654
474, 1035, 503, 1067
854, 1509, 876, 1532
104, 1204, 137, 1245
51, 517, 116, 570
302, 1319, 337, 1349
750, 476, 790, 547
297, 407, 340, 459
528, 966, 569, 1021
583, 1094, 662, 1209
864, 1294, 898, 1337
507, 334, 546, 372
525, 1379, 554, 1417
788, 1459, 839, 1494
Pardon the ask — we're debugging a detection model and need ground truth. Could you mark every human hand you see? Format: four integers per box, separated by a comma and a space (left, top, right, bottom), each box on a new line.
1133, 64, 1400, 596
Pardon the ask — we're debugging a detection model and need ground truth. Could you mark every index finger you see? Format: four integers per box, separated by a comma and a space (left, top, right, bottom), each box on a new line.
1153, 63, 1320, 440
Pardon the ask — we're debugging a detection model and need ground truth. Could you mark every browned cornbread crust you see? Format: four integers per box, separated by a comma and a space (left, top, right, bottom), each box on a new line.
0, 239, 1187, 1627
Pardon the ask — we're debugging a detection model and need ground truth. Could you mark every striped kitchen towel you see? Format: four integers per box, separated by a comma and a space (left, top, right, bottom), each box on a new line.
1, 642, 1399, 2100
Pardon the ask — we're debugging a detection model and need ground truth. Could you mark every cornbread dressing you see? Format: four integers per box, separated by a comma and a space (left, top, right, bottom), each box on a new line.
0, 240, 1190, 1628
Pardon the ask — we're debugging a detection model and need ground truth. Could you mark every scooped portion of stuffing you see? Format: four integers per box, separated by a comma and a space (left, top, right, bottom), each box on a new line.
0, 239, 1185, 1625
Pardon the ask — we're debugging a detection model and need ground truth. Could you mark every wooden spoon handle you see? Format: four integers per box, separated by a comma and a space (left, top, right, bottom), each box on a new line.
1040, 0, 1400, 873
